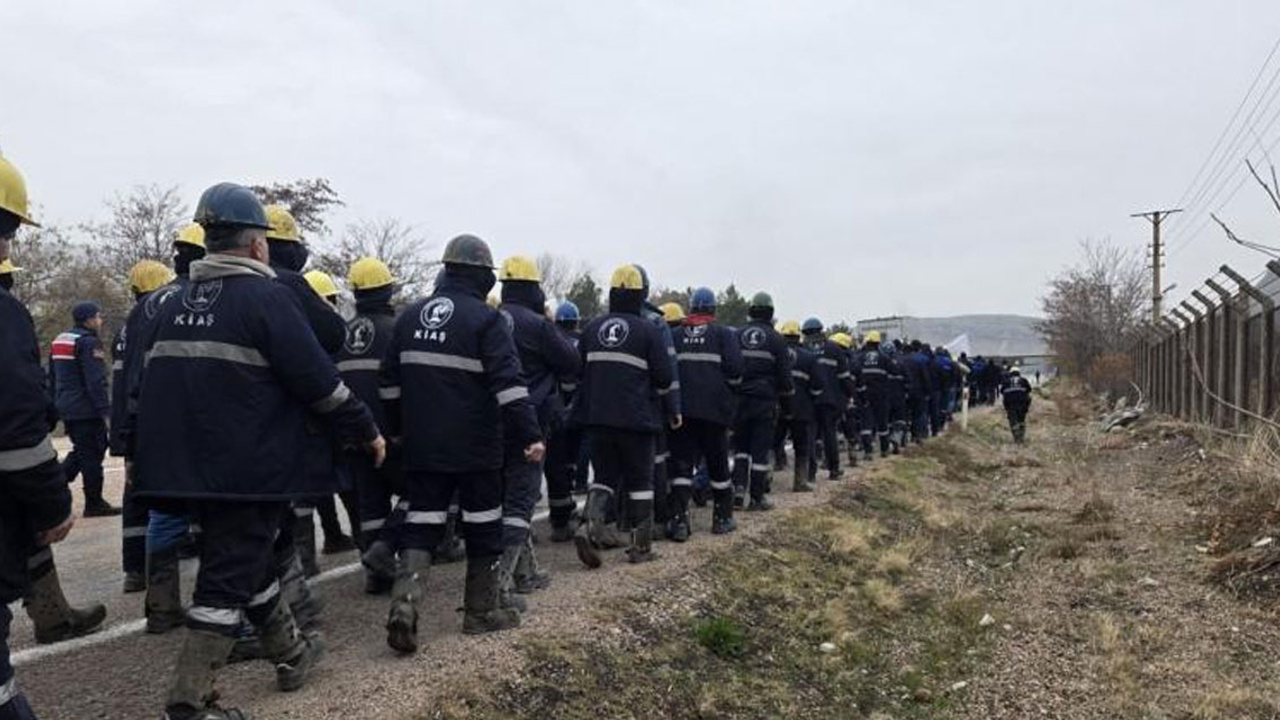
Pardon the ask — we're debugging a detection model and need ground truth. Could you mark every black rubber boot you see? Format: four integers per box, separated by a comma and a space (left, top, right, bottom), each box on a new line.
625, 498, 659, 564
163, 629, 246, 720
258, 601, 325, 692
361, 539, 397, 595
431, 507, 466, 565
462, 555, 521, 635
711, 488, 737, 535
293, 509, 320, 578
496, 545, 527, 613
146, 546, 186, 634
573, 487, 613, 569
386, 549, 431, 654
276, 546, 324, 631
514, 536, 551, 593
25, 565, 107, 644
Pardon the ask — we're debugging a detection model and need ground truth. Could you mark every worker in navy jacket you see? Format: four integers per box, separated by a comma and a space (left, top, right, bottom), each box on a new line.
572, 264, 678, 569
0, 152, 105, 720
50, 301, 119, 516
779, 320, 821, 491
731, 292, 792, 512
379, 234, 543, 654
804, 318, 856, 480
668, 287, 743, 541
133, 183, 384, 720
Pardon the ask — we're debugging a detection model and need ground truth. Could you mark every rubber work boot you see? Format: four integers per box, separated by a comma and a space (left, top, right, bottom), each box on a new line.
146, 546, 186, 634
294, 510, 320, 578
746, 496, 774, 512
792, 455, 815, 493
25, 565, 107, 644
386, 549, 431, 654
277, 550, 324, 631
495, 545, 527, 613
573, 487, 613, 569
83, 498, 123, 517
625, 499, 659, 564
462, 555, 521, 635
163, 628, 247, 720
360, 540, 396, 596
226, 622, 263, 664
258, 601, 325, 692
514, 536, 552, 593
123, 571, 146, 594
711, 489, 737, 535
549, 512, 579, 543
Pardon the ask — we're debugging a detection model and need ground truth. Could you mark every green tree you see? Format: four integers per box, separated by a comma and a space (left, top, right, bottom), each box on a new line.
249, 178, 344, 237
565, 271, 603, 319
717, 283, 750, 327
650, 285, 691, 311
828, 321, 854, 337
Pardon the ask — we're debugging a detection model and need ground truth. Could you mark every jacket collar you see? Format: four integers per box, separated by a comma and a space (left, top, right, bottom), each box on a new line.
190, 255, 277, 282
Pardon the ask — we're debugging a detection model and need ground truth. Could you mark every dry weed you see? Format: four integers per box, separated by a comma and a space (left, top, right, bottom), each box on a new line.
862, 578, 904, 614
1192, 687, 1277, 719
1073, 487, 1116, 524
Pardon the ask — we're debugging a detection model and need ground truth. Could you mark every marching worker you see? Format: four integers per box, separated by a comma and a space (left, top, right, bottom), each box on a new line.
851, 330, 891, 461
904, 341, 935, 442
496, 256, 580, 602
1002, 366, 1033, 444
779, 320, 820, 491
132, 182, 385, 719
1, 151, 97, 720
885, 341, 908, 452
573, 264, 679, 567
0, 258, 18, 291
829, 332, 861, 468
112, 259, 176, 595
668, 287, 743, 540
379, 234, 543, 653
731, 292, 791, 511
660, 302, 685, 329
302, 268, 360, 558
50, 301, 120, 517
803, 318, 856, 480
337, 257, 404, 595
546, 300, 586, 540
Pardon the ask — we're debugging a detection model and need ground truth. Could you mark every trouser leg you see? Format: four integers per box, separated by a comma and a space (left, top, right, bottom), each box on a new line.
501, 454, 541, 548
0, 604, 37, 720
68, 419, 108, 506
730, 420, 752, 504
545, 426, 579, 531
747, 416, 772, 504
703, 423, 735, 532
315, 496, 342, 542
621, 432, 657, 563
121, 465, 148, 581
773, 416, 790, 470
292, 504, 320, 577
790, 420, 815, 491
819, 407, 841, 475
652, 430, 670, 526
873, 394, 890, 455
666, 425, 696, 541
459, 470, 518, 633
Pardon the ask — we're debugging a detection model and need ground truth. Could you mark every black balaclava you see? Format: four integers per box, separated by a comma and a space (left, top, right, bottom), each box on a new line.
0, 273, 12, 292
437, 264, 496, 299
608, 287, 644, 315
749, 305, 774, 322
0, 212, 20, 239
354, 285, 396, 314
501, 280, 546, 314
173, 243, 207, 277
267, 239, 309, 273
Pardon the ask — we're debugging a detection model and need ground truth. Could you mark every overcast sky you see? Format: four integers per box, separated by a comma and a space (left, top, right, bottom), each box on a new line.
4, 2, 1280, 322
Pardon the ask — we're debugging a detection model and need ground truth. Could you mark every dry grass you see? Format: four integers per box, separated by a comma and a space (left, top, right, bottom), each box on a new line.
862, 578, 904, 614
1072, 487, 1116, 524
1192, 687, 1278, 719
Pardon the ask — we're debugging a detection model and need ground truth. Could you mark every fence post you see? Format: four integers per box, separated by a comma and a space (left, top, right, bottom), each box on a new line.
1206, 279, 1235, 428
1171, 309, 1192, 420
1159, 318, 1179, 415
1192, 290, 1216, 424
1221, 265, 1274, 424
1179, 301, 1205, 422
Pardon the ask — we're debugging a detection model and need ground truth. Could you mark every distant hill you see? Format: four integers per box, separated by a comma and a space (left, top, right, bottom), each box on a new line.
859, 314, 1047, 358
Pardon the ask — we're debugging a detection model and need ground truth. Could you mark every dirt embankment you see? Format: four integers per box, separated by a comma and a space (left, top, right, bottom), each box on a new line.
424, 386, 1280, 720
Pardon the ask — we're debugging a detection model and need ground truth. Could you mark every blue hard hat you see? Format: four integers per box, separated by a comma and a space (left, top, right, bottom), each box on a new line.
690, 286, 716, 313
193, 183, 271, 230
801, 317, 823, 334
555, 300, 580, 323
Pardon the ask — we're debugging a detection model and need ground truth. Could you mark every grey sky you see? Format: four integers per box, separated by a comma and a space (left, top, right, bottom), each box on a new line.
4, 2, 1279, 323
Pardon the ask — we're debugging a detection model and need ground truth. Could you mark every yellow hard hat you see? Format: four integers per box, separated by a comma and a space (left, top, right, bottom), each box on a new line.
864, 330, 882, 344
175, 222, 206, 249
0, 258, 21, 274
498, 255, 542, 283
659, 302, 686, 324
1010, 366, 1022, 376
304, 270, 339, 298
129, 259, 175, 295
610, 264, 644, 290
348, 257, 394, 291
831, 332, 853, 349
0, 153, 39, 227
778, 319, 801, 337
264, 204, 302, 242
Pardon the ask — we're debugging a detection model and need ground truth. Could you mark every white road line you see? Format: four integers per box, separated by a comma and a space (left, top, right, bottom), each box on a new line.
13, 508, 555, 666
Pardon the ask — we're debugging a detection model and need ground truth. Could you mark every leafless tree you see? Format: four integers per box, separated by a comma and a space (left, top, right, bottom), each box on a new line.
536, 253, 587, 301
1036, 238, 1149, 392
311, 218, 438, 299
250, 178, 344, 237
80, 184, 187, 282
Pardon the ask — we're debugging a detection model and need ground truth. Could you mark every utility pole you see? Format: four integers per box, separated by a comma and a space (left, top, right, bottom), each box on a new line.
1132, 208, 1182, 323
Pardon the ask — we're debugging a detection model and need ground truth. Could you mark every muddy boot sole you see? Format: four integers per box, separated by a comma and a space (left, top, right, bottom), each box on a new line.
573, 527, 603, 569
462, 609, 520, 635
386, 604, 419, 655
276, 632, 326, 692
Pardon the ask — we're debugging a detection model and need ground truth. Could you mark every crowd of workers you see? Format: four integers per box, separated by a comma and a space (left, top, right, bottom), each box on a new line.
0, 152, 1034, 720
